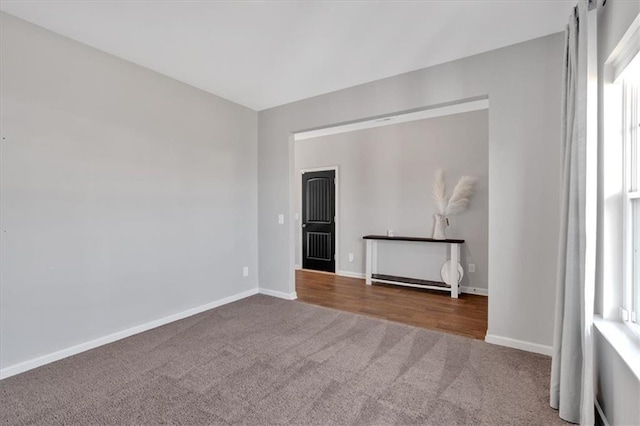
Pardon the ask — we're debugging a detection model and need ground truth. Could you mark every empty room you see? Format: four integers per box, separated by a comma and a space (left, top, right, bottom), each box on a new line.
1, 1, 639, 425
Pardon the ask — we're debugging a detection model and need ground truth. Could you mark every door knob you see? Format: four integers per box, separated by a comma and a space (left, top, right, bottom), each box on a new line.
302, 224, 307, 228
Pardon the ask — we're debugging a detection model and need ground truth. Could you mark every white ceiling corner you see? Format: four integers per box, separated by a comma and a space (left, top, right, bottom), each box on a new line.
0, 0, 575, 111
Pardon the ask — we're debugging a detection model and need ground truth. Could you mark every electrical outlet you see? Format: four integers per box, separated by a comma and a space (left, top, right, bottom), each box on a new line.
278, 214, 284, 224
468, 264, 476, 273
348, 253, 354, 262
243, 266, 249, 277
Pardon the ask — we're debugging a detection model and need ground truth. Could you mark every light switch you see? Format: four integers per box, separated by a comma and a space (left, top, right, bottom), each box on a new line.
278, 214, 284, 224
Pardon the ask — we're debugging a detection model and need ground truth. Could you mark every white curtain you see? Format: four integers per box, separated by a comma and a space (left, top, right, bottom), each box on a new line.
550, 1, 598, 425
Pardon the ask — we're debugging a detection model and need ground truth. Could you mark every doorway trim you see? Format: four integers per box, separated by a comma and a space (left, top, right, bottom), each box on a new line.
297, 166, 339, 274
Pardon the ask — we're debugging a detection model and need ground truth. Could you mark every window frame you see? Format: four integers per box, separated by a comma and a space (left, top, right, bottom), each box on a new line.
623, 79, 640, 334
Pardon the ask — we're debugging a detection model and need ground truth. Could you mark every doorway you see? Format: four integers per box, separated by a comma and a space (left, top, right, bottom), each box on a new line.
291, 99, 489, 337
300, 168, 336, 273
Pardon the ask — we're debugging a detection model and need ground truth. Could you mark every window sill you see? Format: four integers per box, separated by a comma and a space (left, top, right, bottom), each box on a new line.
594, 315, 640, 380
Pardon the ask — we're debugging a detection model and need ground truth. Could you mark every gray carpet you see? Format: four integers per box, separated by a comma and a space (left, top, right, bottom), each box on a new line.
0, 295, 565, 425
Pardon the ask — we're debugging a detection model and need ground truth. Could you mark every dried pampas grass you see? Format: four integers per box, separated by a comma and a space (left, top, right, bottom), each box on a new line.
432, 169, 448, 214
432, 170, 476, 216
446, 175, 476, 215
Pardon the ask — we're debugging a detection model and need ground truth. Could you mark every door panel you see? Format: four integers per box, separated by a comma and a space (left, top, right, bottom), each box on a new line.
306, 232, 332, 261
302, 170, 335, 272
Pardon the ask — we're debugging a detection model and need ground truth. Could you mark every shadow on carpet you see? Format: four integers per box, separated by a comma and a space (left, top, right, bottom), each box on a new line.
0, 295, 567, 425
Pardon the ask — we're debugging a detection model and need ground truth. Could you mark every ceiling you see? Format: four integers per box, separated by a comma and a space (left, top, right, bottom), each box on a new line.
0, 0, 575, 111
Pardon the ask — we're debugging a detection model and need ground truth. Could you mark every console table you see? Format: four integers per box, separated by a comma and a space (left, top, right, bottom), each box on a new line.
362, 235, 464, 298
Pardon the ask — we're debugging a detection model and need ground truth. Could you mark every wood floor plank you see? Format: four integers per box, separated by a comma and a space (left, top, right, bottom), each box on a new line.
295, 269, 488, 340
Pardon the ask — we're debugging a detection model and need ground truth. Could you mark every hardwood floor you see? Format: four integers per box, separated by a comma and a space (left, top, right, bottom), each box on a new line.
295, 269, 488, 340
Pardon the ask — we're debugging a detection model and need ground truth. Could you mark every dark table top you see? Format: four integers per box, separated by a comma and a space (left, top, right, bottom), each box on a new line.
362, 235, 464, 244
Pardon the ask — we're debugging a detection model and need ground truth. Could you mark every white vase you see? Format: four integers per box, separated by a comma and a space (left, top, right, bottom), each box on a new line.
433, 214, 447, 240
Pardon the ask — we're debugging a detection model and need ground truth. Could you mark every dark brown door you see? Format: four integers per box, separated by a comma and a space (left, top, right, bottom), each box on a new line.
302, 170, 335, 273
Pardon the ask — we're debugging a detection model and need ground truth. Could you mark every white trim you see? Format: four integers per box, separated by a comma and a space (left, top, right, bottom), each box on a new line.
459, 286, 488, 296
294, 264, 301, 270
623, 81, 639, 326
288, 133, 297, 297
298, 166, 339, 174
258, 288, 298, 300
298, 166, 339, 274
594, 316, 640, 380
484, 334, 553, 356
294, 98, 489, 141
606, 12, 640, 83
336, 270, 365, 279
595, 399, 610, 426
0, 288, 260, 380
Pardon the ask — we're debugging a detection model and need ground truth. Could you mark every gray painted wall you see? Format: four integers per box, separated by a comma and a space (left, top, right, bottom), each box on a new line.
0, 13, 259, 369
595, 1, 640, 423
294, 111, 489, 290
259, 33, 564, 348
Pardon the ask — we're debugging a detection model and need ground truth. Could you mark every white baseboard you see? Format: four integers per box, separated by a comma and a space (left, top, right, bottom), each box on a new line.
0, 288, 260, 380
258, 288, 298, 300
485, 334, 553, 356
595, 399, 610, 426
460, 286, 488, 296
336, 270, 365, 279
294, 264, 301, 270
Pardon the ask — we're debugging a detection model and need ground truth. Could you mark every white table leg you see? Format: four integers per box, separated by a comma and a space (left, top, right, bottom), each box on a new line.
450, 243, 459, 298
372, 240, 378, 276
365, 240, 372, 285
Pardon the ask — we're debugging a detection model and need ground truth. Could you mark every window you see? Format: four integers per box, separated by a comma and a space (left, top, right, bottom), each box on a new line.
623, 77, 640, 331
597, 12, 640, 378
